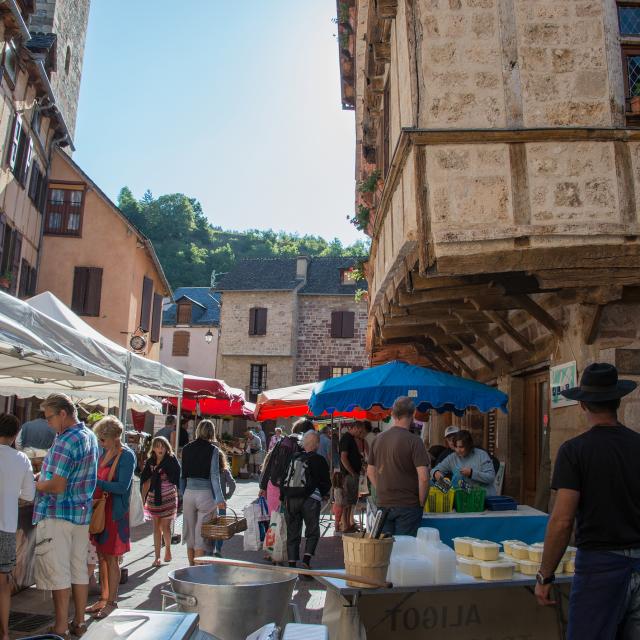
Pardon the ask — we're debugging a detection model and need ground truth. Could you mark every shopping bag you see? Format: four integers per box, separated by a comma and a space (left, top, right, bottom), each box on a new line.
263, 506, 287, 563
129, 476, 145, 528
358, 471, 370, 496
243, 498, 269, 551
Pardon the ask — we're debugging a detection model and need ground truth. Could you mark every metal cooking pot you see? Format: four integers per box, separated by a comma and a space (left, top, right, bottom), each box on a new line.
167, 564, 297, 640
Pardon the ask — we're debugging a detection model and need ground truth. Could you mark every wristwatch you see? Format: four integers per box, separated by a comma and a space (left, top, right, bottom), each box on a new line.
536, 571, 555, 585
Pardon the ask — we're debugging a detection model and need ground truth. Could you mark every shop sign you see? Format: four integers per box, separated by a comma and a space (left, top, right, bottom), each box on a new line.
550, 361, 578, 409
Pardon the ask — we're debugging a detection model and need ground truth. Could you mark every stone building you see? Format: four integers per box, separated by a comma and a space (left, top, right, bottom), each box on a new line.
338, 0, 640, 506
215, 256, 368, 401
29, 0, 90, 140
36, 148, 172, 361
0, 0, 73, 300
161, 287, 221, 377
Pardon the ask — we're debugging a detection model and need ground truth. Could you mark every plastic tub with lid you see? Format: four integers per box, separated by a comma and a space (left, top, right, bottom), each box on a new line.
457, 556, 482, 578
471, 540, 501, 561
516, 558, 540, 576
501, 540, 524, 557
528, 544, 544, 563
452, 537, 477, 557
510, 543, 531, 560
479, 560, 516, 581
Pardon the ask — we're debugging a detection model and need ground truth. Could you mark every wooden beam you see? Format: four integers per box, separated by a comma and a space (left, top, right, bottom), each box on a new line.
583, 304, 605, 345
410, 274, 474, 291
466, 296, 534, 311
483, 310, 535, 352
373, 41, 391, 63
398, 283, 505, 306
510, 294, 563, 338
369, 75, 385, 93
454, 319, 512, 365
439, 344, 477, 379
377, 0, 398, 19
534, 268, 640, 290
451, 335, 496, 373
392, 301, 477, 313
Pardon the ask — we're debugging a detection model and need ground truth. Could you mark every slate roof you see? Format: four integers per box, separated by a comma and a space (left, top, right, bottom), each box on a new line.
214, 257, 367, 295
163, 287, 221, 326
26, 32, 57, 53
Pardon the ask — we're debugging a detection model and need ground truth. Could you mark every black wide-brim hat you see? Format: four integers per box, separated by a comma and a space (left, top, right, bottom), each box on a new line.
561, 363, 637, 402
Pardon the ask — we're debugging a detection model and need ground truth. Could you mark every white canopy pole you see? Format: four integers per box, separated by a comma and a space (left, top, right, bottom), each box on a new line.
176, 394, 183, 455
119, 352, 132, 426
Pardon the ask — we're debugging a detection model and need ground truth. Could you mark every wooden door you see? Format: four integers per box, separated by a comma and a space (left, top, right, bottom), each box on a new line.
522, 371, 549, 507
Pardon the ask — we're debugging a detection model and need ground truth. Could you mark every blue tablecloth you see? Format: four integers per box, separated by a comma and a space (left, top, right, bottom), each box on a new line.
421, 506, 549, 547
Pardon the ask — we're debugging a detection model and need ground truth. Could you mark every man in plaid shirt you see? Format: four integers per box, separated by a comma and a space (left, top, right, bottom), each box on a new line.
33, 394, 98, 637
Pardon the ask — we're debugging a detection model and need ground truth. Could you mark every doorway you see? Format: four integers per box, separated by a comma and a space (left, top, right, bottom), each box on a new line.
522, 370, 550, 507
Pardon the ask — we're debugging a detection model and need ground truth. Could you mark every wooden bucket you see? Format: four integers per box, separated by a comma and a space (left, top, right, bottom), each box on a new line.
342, 533, 394, 588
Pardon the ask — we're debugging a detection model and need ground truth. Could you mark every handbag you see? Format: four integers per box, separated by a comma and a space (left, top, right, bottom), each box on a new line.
263, 504, 287, 563
90, 451, 122, 535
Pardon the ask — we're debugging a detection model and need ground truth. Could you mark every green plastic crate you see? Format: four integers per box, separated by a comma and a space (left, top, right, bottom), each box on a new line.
454, 487, 486, 513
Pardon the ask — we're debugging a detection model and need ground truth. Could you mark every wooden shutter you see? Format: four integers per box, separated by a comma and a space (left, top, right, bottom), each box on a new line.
256, 308, 267, 335
330, 311, 342, 338
28, 266, 37, 296
172, 331, 190, 356
9, 233, 21, 294
177, 302, 191, 324
352, 366, 363, 372
319, 365, 332, 381
28, 163, 40, 201
140, 276, 153, 331
18, 258, 29, 297
0, 216, 5, 272
341, 311, 355, 338
150, 293, 163, 343
85, 268, 103, 316
7, 114, 21, 170
249, 307, 256, 335
71, 267, 89, 313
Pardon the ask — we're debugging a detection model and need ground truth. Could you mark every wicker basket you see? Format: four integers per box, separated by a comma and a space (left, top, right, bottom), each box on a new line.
201, 508, 247, 540
342, 533, 394, 588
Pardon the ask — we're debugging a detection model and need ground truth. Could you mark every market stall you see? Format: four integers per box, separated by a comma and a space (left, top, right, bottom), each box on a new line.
317, 572, 570, 640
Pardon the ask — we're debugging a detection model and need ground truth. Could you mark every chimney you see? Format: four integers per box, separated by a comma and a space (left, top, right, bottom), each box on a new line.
296, 256, 310, 281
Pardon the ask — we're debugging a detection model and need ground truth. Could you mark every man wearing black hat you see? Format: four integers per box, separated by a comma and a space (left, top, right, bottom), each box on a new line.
535, 363, 640, 639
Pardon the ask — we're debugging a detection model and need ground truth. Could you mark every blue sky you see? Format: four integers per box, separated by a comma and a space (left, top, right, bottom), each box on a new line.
73, 0, 360, 244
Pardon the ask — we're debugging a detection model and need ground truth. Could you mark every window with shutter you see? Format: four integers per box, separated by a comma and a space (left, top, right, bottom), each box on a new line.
9, 233, 21, 295
177, 302, 192, 325
172, 331, 190, 356
7, 115, 22, 170
1, 42, 18, 87
28, 163, 41, 203
151, 293, 163, 343
0, 217, 6, 281
0, 226, 13, 288
19, 139, 33, 187
71, 266, 102, 316
18, 258, 29, 298
330, 311, 355, 338
27, 266, 37, 296
249, 364, 267, 401
330, 311, 342, 338
318, 365, 331, 381
140, 276, 153, 332
249, 308, 267, 335
44, 185, 85, 236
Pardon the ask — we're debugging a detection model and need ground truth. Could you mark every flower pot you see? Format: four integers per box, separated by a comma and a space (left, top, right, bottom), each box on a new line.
631, 96, 640, 114
0, 277, 11, 289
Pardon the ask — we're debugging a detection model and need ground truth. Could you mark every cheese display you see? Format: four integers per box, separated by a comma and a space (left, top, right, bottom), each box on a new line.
528, 543, 544, 563
452, 537, 477, 558
510, 543, 532, 560
501, 540, 524, 557
479, 560, 516, 581
516, 559, 540, 576
564, 557, 575, 574
457, 556, 482, 578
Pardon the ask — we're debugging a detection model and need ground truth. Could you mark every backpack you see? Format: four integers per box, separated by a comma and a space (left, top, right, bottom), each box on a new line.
268, 435, 301, 487
281, 452, 312, 499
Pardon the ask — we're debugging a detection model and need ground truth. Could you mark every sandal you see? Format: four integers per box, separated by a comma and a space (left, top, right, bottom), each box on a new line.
93, 601, 118, 620
48, 626, 70, 640
69, 621, 88, 637
152, 559, 162, 567
85, 600, 107, 614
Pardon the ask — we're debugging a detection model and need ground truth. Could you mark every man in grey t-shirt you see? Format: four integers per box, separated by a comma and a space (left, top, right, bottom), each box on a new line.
17, 414, 55, 450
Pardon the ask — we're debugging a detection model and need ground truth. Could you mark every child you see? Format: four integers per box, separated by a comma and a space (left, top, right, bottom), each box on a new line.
140, 437, 180, 566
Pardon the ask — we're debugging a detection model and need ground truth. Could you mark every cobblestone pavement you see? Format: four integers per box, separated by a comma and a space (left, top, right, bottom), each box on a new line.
9, 480, 345, 637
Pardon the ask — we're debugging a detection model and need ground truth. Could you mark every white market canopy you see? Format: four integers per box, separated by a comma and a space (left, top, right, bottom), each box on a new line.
0, 290, 182, 400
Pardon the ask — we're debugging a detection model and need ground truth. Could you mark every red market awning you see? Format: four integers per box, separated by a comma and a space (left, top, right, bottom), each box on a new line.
166, 396, 256, 418
182, 375, 244, 401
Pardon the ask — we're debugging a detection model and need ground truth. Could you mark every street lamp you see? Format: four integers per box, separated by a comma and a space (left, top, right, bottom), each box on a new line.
204, 329, 214, 344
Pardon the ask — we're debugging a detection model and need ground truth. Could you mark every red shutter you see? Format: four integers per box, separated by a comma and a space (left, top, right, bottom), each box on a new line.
140, 276, 153, 331
257, 308, 267, 335
9, 233, 21, 294
341, 311, 355, 338
249, 307, 256, 335
319, 365, 332, 381
71, 267, 89, 314
85, 268, 103, 316
150, 293, 163, 343
331, 311, 342, 338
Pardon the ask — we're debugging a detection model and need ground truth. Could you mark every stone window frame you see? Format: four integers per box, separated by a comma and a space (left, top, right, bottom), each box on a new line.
617, 1, 640, 117
249, 363, 267, 401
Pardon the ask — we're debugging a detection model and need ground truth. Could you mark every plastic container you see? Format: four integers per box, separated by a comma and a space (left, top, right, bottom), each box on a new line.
432, 542, 457, 584
528, 544, 544, 563
517, 559, 540, 575
564, 557, 575, 575
391, 535, 418, 558
425, 487, 455, 513
480, 560, 516, 581
501, 540, 524, 557
457, 556, 482, 578
454, 488, 486, 513
510, 543, 531, 560
393, 555, 435, 587
417, 527, 440, 545
471, 540, 501, 561
452, 537, 477, 557
565, 546, 577, 559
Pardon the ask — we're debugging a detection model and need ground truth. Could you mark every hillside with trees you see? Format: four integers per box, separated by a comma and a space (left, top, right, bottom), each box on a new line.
117, 188, 368, 289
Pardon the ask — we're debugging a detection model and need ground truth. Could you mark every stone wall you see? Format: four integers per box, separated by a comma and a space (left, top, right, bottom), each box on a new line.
30, 0, 91, 140
218, 291, 297, 357
295, 295, 369, 384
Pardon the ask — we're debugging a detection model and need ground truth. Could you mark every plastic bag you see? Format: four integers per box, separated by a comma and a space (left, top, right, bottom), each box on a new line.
243, 498, 269, 551
129, 476, 145, 528
263, 506, 287, 563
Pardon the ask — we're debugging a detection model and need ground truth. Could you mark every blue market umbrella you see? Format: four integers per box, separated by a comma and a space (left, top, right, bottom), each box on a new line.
308, 360, 508, 417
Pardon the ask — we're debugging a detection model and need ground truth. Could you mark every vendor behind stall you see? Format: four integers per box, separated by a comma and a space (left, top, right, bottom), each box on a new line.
16, 413, 55, 450
432, 430, 496, 496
